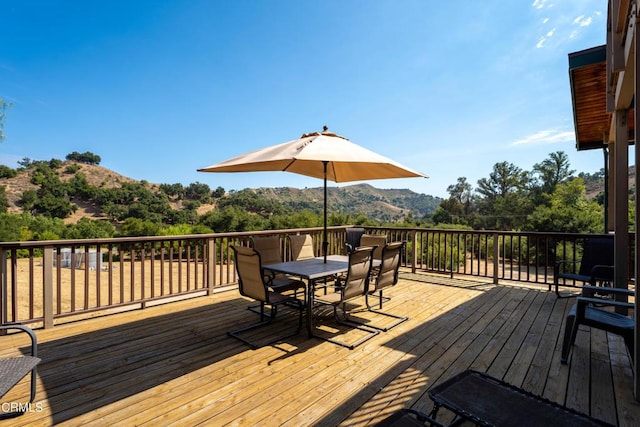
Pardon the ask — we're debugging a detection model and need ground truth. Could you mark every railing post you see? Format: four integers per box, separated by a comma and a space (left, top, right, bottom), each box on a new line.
493, 233, 499, 284
0, 249, 6, 325
207, 238, 215, 295
411, 229, 417, 273
43, 246, 54, 328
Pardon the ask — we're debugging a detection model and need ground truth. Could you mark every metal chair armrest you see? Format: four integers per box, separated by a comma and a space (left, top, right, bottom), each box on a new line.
577, 296, 634, 310
0, 325, 38, 357
581, 285, 634, 298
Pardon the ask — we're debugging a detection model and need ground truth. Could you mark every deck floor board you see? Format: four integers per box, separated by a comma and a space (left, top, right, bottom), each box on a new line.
2, 271, 639, 426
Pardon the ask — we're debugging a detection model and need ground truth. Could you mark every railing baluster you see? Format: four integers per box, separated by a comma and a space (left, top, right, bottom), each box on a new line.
43, 247, 54, 328
0, 228, 627, 326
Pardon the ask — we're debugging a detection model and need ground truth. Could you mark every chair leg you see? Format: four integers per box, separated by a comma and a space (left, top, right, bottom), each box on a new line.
561, 305, 578, 364
248, 301, 273, 318
368, 290, 391, 309
362, 293, 408, 332
310, 303, 379, 350
555, 279, 576, 299
623, 333, 635, 362
229, 299, 303, 350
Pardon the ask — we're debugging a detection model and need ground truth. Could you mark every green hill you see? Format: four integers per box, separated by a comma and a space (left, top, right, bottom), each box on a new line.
0, 161, 441, 224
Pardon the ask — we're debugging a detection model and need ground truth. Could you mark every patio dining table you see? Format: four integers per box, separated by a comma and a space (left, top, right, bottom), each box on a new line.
264, 255, 379, 338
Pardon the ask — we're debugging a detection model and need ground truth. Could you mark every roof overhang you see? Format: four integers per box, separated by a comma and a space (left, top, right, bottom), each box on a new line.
569, 44, 635, 151
568, 45, 609, 151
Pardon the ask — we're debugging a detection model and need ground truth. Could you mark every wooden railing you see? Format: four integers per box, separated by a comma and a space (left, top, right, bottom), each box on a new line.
0, 226, 619, 328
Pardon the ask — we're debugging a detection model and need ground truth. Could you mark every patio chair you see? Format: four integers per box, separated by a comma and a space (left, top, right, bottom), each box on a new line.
0, 324, 40, 419
359, 233, 387, 279
344, 227, 365, 254
250, 235, 283, 266
250, 235, 302, 314
288, 234, 315, 261
561, 284, 634, 364
360, 234, 387, 261
365, 241, 408, 331
228, 246, 304, 349
312, 246, 379, 349
553, 237, 614, 298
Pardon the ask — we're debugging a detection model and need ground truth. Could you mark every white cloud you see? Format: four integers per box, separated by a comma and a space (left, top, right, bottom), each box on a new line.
573, 15, 592, 27
511, 130, 575, 146
531, 2, 603, 50
536, 28, 556, 48
532, 0, 549, 10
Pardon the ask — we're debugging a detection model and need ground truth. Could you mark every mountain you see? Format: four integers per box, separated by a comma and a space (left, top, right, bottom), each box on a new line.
582, 166, 635, 199
252, 184, 441, 222
0, 161, 441, 223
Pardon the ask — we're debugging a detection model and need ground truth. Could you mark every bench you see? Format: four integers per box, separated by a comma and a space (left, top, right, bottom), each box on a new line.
0, 325, 40, 419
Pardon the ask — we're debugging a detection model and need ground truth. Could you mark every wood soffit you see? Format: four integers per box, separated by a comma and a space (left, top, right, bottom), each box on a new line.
569, 45, 635, 151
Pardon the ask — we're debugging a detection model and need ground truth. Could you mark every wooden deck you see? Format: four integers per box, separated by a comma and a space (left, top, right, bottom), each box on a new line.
1, 272, 639, 426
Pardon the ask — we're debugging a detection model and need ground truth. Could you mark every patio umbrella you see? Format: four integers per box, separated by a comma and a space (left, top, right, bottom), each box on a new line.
198, 127, 428, 262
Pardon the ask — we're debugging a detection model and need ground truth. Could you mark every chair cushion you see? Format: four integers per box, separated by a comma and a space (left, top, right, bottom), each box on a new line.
266, 290, 292, 305
0, 356, 40, 398
270, 277, 303, 292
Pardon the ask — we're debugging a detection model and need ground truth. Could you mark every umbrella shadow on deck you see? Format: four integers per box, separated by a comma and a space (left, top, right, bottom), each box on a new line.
34, 293, 313, 424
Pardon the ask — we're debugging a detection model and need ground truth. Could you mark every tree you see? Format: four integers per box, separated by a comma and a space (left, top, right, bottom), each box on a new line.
63, 218, 115, 239
185, 182, 212, 202
119, 217, 161, 237
267, 210, 320, 230
0, 165, 17, 178
68, 173, 97, 199
20, 189, 38, 212
17, 214, 66, 241
433, 177, 476, 225
212, 186, 225, 198
159, 183, 186, 199
531, 151, 575, 203
65, 151, 101, 165
528, 178, 603, 233
198, 205, 265, 232
34, 194, 77, 219
475, 162, 532, 230
476, 161, 529, 199
17, 157, 33, 168
0, 186, 8, 212
0, 213, 27, 241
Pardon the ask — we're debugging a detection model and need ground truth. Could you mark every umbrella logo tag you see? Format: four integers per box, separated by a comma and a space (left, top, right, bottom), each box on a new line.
296, 139, 313, 151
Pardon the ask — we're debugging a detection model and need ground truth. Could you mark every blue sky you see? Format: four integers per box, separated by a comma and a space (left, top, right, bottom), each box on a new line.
1, 0, 609, 198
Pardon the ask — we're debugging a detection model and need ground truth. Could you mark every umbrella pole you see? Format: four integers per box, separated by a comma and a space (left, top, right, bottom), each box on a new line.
323, 161, 328, 263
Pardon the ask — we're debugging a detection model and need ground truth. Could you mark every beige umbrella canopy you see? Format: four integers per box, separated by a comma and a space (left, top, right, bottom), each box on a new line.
198, 127, 428, 261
